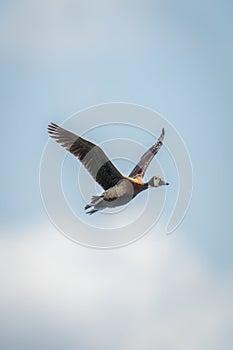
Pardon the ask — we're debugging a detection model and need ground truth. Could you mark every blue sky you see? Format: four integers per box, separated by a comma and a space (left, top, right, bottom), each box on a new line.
1, 0, 232, 262
0, 1, 233, 349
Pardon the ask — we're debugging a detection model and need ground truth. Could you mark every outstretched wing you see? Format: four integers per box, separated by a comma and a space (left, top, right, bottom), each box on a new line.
48, 123, 123, 190
128, 128, 165, 178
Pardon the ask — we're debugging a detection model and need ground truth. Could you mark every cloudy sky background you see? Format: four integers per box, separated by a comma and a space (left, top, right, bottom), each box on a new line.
0, 1, 233, 349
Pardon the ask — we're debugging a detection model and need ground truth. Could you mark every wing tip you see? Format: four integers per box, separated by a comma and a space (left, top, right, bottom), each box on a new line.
48, 122, 60, 137
48, 122, 58, 129
159, 127, 165, 142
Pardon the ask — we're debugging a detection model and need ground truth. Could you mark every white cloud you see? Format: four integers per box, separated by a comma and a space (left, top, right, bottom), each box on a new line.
0, 222, 232, 350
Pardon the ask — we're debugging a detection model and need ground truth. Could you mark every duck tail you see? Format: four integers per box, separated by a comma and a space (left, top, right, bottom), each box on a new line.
84, 195, 103, 211
86, 209, 99, 215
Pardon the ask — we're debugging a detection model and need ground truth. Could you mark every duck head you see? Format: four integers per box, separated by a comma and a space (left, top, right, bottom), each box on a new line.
148, 176, 169, 187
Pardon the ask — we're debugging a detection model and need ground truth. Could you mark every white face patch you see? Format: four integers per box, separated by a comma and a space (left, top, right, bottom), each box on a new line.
154, 176, 163, 187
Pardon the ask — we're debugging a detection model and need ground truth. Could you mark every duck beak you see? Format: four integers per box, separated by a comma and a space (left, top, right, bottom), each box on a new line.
160, 180, 169, 186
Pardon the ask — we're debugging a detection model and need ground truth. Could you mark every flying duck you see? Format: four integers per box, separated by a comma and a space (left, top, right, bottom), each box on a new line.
48, 123, 169, 214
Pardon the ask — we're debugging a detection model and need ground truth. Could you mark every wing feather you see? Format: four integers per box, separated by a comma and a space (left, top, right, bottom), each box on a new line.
128, 128, 165, 178
48, 123, 123, 190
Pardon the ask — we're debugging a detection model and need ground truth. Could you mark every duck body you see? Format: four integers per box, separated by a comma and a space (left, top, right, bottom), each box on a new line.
85, 178, 148, 214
